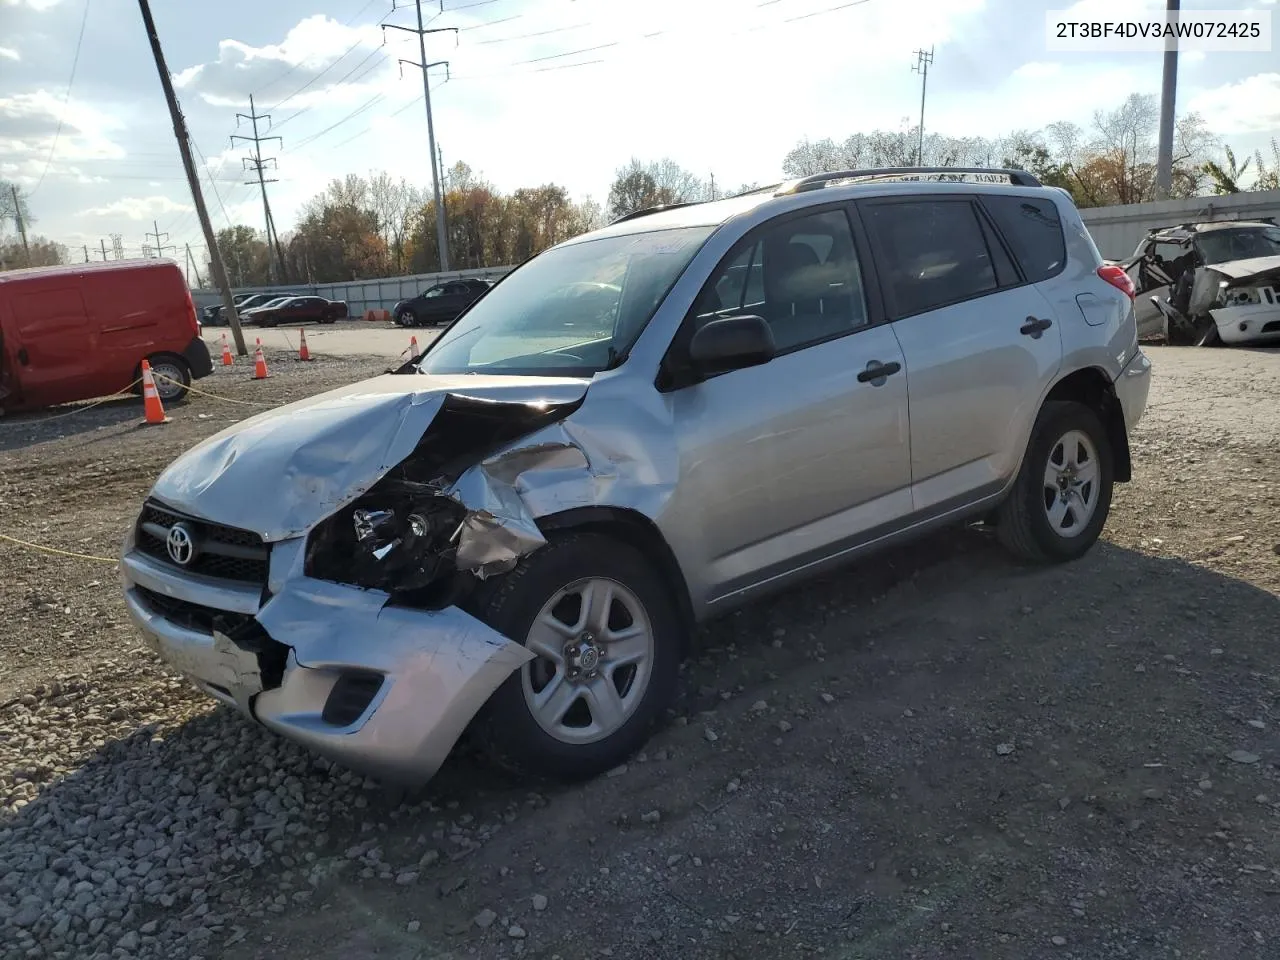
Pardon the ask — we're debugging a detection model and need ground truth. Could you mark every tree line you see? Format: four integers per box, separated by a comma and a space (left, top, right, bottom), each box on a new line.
4, 93, 1278, 278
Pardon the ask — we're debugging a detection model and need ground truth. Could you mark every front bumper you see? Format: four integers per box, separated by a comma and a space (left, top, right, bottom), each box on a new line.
121, 540, 532, 786
1115, 347, 1152, 431
183, 336, 214, 380
1211, 304, 1280, 345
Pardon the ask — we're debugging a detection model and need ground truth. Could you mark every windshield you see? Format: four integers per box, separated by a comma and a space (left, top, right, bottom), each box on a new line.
418, 225, 715, 377
1196, 227, 1280, 265
259, 297, 291, 308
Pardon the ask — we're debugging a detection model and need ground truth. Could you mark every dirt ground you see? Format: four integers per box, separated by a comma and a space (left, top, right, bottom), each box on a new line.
1, 343, 1279, 960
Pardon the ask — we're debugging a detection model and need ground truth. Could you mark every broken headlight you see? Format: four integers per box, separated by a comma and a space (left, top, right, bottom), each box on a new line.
305, 485, 467, 593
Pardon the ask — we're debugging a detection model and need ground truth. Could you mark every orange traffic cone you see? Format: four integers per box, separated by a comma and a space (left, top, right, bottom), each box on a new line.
298, 328, 312, 361
409, 335, 419, 357
221, 333, 233, 366
140, 359, 169, 425
252, 339, 270, 379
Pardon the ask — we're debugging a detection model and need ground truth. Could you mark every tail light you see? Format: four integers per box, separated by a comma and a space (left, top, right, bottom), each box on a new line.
1097, 264, 1135, 300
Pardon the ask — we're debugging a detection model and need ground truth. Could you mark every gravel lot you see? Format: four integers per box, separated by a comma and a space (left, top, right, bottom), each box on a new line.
1, 343, 1278, 960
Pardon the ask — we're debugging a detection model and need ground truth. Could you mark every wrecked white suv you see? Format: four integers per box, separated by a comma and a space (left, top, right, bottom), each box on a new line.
122, 168, 1151, 786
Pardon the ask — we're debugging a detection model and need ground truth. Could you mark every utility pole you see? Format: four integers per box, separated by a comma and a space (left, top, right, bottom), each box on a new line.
1156, 0, 1179, 199
185, 243, 204, 287
100, 238, 108, 261
83, 245, 90, 263
264, 197, 288, 282
145, 220, 177, 260
709, 172, 717, 201
10, 185, 30, 266
136, 0, 248, 354
384, 2, 456, 272
911, 47, 934, 167
231, 94, 284, 285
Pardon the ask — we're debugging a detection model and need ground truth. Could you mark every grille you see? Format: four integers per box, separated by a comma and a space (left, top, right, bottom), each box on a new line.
1262, 320, 1280, 334
135, 501, 269, 585
134, 585, 252, 634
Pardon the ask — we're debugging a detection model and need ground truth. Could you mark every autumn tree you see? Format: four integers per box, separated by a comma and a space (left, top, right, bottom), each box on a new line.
208, 225, 271, 286
607, 158, 704, 220
0, 238, 66, 270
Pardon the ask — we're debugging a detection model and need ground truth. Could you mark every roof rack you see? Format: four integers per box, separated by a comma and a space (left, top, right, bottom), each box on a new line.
608, 201, 703, 225
774, 167, 1043, 196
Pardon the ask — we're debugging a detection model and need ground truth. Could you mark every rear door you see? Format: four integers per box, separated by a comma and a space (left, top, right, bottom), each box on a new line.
8, 283, 103, 406
859, 194, 1064, 514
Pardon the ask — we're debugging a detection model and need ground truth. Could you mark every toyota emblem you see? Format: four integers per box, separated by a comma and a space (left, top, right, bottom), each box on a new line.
166, 522, 197, 566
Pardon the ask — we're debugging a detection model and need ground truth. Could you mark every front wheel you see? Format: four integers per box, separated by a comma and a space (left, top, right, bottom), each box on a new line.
469, 534, 682, 780
995, 401, 1114, 563
397, 310, 415, 327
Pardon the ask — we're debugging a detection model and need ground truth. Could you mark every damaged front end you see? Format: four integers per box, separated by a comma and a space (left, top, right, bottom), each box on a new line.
1155, 257, 1280, 346
121, 376, 610, 786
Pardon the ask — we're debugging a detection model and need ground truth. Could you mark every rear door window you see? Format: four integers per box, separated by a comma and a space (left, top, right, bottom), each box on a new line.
862, 199, 998, 318
981, 195, 1066, 283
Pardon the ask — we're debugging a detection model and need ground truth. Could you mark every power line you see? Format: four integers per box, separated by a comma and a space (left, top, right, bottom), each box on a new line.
271, 46, 390, 132
257, 0, 384, 104
31, 0, 91, 194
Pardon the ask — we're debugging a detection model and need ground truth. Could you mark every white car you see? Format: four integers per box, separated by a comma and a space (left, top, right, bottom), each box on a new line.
1125, 220, 1280, 346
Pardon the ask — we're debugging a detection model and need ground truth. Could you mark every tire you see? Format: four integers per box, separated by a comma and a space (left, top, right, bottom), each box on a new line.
995, 400, 1114, 564
468, 533, 683, 780
146, 355, 191, 402
398, 310, 415, 327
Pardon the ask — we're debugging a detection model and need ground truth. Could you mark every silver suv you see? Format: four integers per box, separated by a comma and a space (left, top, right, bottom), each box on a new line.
121, 167, 1152, 786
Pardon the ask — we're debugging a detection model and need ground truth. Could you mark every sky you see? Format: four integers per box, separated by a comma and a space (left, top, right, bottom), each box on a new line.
1, 0, 1277, 266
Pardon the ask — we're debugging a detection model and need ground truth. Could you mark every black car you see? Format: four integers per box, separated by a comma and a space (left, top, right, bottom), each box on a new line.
204, 292, 303, 325
392, 278, 493, 327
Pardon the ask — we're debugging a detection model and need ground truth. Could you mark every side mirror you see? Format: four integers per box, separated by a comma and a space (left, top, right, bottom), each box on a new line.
688, 315, 775, 377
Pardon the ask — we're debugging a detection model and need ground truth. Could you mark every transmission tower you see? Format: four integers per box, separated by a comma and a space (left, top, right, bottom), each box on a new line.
145, 220, 177, 260
232, 94, 285, 283
384, 0, 456, 272
911, 47, 934, 167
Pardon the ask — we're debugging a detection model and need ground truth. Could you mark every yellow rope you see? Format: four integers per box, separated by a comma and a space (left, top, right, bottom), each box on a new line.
0, 533, 118, 564
150, 373, 274, 407
0, 378, 143, 428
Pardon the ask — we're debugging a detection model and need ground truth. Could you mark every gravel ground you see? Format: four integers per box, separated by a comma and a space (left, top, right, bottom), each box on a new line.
1, 344, 1278, 960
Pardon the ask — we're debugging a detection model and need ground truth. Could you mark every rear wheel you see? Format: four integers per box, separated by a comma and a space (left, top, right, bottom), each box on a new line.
995, 401, 1114, 563
469, 534, 682, 780
146, 355, 191, 402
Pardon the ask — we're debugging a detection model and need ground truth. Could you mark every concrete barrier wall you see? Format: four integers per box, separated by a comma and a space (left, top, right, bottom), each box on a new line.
1080, 189, 1280, 260
192, 265, 515, 316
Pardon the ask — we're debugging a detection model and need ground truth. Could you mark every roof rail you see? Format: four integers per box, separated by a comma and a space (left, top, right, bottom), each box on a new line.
608, 201, 702, 225
775, 167, 1043, 196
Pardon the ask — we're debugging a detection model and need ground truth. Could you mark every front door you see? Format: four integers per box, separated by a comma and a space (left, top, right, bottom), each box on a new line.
662, 205, 913, 607
859, 195, 1064, 515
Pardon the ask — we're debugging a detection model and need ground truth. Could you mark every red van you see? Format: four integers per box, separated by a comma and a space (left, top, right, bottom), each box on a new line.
0, 258, 212, 413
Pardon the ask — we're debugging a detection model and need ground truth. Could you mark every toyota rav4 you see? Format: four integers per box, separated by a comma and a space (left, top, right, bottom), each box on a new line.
120, 167, 1152, 786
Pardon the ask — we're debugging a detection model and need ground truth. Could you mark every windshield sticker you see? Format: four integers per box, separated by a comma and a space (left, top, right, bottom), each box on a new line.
627, 233, 695, 255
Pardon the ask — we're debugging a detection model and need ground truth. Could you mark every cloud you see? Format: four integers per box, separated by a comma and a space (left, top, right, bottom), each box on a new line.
1012, 61, 1064, 80
175, 15, 390, 108
82, 196, 192, 220
0, 90, 129, 184
0, 0, 64, 10
1187, 72, 1280, 134
0, 47, 19, 61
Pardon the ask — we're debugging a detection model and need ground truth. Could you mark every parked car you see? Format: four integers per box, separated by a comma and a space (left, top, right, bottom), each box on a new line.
0, 258, 212, 411
1121, 219, 1280, 345
202, 292, 263, 326
121, 168, 1150, 788
243, 295, 347, 327
393, 278, 492, 326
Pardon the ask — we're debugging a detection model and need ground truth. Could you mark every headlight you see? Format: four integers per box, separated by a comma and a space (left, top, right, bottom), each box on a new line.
306, 487, 466, 593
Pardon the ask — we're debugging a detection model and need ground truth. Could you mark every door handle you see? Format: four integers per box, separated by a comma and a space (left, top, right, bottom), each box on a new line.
856, 360, 902, 384
1020, 316, 1053, 337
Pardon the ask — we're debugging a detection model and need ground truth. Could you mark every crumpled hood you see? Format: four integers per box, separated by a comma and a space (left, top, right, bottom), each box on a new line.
150, 372, 591, 541
1205, 254, 1280, 282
